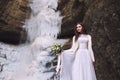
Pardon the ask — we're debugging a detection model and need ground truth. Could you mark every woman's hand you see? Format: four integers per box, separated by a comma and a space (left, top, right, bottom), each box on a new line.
55, 68, 60, 74
55, 54, 61, 74
92, 57, 95, 63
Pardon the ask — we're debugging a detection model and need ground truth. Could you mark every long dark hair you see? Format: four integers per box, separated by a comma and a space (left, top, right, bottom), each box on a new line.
75, 22, 88, 42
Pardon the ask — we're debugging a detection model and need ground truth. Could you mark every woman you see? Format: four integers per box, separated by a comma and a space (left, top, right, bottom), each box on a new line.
72, 23, 97, 80
56, 22, 97, 80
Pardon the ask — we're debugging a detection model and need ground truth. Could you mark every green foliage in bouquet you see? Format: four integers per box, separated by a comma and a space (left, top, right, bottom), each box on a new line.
51, 44, 62, 55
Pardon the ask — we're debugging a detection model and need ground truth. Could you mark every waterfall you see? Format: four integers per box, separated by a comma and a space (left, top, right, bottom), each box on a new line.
0, 0, 68, 80
24, 0, 62, 42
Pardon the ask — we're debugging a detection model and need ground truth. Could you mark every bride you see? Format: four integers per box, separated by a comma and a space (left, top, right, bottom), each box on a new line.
56, 22, 97, 80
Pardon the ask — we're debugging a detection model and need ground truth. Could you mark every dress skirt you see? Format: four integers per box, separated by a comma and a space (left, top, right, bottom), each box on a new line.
60, 51, 74, 80
72, 49, 97, 80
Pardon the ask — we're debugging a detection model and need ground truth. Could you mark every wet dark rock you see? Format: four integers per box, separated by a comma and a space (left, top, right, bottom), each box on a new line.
0, 0, 119, 80
58, 0, 120, 80
46, 62, 52, 68
0, 0, 30, 44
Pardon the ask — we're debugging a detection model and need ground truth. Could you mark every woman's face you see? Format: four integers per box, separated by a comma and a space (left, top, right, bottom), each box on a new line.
76, 24, 82, 32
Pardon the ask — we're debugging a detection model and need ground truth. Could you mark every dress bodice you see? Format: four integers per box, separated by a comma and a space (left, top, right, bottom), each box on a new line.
78, 34, 89, 49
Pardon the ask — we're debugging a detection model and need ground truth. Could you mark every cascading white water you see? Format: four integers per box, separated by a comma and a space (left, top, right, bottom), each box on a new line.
24, 0, 67, 79
0, 0, 68, 80
24, 0, 62, 42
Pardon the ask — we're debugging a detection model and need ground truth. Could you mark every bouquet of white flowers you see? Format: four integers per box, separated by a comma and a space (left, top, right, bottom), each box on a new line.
51, 44, 62, 55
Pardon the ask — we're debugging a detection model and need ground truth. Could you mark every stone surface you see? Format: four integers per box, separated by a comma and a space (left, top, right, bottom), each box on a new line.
0, 0, 30, 44
58, 0, 87, 38
0, 0, 120, 80
82, 0, 120, 79
58, 0, 120, 80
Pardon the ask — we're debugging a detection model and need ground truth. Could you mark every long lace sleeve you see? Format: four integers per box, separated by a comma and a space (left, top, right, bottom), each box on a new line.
64, 36, 79, 53
56, 54, 61, 73
88, 35, 95, 62
56, 36, 79, 73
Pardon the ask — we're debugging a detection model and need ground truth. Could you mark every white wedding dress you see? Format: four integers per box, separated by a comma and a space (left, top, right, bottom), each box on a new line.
56, 34, 97, 80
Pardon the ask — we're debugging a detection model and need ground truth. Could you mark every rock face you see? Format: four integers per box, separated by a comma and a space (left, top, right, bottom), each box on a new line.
0, 0, 30, 44
0, 0, 120, 80
58, 0, 120, 80
58, 0, 87, 38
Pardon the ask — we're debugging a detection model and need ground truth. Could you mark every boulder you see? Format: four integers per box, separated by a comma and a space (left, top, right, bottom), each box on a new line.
58, 0, 120, 80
